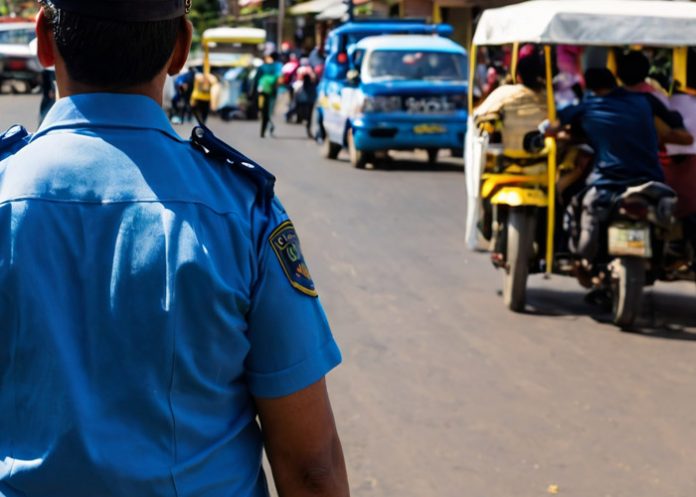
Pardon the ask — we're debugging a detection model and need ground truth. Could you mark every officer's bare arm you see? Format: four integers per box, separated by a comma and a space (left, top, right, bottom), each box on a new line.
255, 378, 350, 497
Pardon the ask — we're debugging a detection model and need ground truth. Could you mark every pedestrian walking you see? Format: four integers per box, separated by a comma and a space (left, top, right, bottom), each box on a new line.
175, 66, 196, 123
190, 69, 218, 124
257, 52, 282, 138
0, 2, 349, 497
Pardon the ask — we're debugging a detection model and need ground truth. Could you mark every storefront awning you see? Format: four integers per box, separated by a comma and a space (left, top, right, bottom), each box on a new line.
316, 1, 348, 19
289, 0, 343, 15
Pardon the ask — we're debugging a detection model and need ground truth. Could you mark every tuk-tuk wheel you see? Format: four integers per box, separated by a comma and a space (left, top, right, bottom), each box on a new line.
503, 208, 536, 312
347, 128, 369, 169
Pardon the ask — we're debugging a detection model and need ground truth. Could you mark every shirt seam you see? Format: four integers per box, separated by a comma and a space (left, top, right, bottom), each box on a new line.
0, 196, 252, 219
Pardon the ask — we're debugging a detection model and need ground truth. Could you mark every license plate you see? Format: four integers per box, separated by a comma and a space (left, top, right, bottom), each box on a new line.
413, 124, 446, 135
608, 223, 652, 257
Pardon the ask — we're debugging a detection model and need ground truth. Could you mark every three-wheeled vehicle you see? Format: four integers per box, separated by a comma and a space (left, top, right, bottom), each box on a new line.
199, 27, 266, 120
465, 0, 696, 327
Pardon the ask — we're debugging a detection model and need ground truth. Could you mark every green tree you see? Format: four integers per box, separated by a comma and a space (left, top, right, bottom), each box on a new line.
189, 0, 222, 42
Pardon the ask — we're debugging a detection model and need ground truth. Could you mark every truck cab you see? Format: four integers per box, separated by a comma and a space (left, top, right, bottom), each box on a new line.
316, 22, 468, 168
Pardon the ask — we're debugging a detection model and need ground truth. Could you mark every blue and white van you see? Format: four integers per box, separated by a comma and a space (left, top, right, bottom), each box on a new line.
317, 28, 468, 168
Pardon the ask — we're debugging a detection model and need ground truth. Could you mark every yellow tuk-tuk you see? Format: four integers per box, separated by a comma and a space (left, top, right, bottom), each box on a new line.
199, 27, 266, 119
465, 0, 696, 326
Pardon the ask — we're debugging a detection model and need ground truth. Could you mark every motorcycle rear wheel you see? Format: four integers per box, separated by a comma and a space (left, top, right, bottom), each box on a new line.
611, 257, 645, 328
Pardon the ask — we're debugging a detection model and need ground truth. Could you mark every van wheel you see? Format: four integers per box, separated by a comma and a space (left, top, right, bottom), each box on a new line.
347, 128, 370, 169
320, 132, 341, 160
612, 257, 644, 329
503, 208, 536, 312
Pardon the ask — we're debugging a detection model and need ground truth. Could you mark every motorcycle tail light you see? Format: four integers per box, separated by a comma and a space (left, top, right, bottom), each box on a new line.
619, 199, 649, 220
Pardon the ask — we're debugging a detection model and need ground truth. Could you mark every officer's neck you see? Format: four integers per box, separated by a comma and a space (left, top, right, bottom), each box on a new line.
54, 62, 166, 106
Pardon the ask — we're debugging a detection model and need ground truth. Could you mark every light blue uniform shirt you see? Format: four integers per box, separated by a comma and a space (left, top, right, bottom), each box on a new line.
0, 94, 341, 497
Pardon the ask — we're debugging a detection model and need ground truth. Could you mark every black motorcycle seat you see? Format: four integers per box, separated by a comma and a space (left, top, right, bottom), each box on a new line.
621, 181, 677, 201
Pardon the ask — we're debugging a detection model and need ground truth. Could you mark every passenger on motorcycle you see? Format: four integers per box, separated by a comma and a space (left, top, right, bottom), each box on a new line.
557, 68, 668, 261
474, 54, 548, 152
617, 50, 693, 147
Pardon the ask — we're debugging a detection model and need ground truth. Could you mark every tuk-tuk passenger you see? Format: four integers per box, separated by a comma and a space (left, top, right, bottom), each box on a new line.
474, 55, 548, 152
617, 50, 693, 147
557, 68, 666, 260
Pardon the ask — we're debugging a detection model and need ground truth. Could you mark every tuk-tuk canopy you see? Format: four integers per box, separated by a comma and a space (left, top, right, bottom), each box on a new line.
473, 0, 696, 47
202, 27, 266, 46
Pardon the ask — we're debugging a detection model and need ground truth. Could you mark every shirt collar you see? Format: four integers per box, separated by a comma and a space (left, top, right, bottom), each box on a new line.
33, 93, 185, 142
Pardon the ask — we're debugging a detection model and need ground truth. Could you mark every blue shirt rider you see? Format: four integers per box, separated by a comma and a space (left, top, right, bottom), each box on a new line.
557, 68, 667, 261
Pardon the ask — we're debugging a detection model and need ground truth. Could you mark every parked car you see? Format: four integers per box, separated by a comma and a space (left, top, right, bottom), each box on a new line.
317, 30, 468, 168
0, 22, 41, 94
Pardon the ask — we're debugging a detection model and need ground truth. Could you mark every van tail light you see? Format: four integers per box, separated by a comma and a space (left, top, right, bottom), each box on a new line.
6, 58, 27, 71
337, 52, 348, 64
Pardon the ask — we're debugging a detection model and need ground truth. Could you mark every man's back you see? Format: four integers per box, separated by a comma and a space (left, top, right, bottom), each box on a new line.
561, 88, 664, 187
474, 83, 547, 152
0, 94, 340, 497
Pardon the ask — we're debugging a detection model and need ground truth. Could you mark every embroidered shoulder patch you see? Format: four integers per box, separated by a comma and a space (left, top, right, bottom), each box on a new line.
269, 221, 318, 297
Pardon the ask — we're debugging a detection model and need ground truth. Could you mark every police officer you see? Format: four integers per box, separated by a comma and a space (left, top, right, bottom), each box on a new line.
0, 2, 349, 497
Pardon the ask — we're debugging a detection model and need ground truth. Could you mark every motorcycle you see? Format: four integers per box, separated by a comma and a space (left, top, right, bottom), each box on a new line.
601, 182, 693, 326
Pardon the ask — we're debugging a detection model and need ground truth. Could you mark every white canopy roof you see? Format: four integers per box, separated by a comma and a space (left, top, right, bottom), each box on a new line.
473, 0, 696, 47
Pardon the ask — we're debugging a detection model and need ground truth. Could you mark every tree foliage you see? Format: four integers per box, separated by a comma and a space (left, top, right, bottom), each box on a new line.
189, 0, 222, 41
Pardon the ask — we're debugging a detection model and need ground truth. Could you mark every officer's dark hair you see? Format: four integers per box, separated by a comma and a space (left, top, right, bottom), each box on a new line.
584, 68, 618, 92
40, 0, 182, 89
517, 55, 543, 90
617, 50, 650, 86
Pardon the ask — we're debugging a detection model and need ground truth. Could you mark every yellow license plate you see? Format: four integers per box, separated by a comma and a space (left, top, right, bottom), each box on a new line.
413, 124, 446, 135
608, 224, 651, 257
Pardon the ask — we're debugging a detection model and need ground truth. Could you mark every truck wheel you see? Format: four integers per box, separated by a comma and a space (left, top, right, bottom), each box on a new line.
611, 257, 644, 328
427, 149, 439, 164
503, 208, 536, 312
348, 128, 369, 169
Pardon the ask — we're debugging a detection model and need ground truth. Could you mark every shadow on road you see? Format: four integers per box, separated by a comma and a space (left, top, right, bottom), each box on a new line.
269, 135, 312, 141
331, 157, 464, 173
376, 159, 464, 173
524, 287, 696, 340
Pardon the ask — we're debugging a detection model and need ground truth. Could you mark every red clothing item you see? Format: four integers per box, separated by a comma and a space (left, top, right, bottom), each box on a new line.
663, 154, 696, 217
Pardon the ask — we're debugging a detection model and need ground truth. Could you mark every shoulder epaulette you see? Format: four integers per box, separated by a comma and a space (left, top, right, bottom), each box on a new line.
190, 126, 276, 204
0, 125, 31, 161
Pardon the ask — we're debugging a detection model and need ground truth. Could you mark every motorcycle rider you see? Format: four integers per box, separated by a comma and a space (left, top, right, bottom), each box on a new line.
556, 68, 671, 263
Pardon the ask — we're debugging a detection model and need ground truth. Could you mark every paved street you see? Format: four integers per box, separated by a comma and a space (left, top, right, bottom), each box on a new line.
2, 94, 696, 497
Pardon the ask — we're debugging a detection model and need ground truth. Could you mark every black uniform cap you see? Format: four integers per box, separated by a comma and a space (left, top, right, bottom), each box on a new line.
49, 0, 189, 22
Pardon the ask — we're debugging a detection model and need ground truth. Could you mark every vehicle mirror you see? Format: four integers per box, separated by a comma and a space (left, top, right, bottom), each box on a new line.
523, 131, 545, 154
347, 69, 360, 85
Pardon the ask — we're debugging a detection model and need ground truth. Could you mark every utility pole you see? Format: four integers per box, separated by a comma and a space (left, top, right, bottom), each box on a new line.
4, 0, 16, 16
277, 0, 285, 48
344, 0, 354, 21
228, 0, 239, 22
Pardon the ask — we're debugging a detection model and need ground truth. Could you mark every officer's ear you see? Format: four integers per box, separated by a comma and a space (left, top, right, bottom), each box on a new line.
167, 18, 193, 76
35, 8, 56, 69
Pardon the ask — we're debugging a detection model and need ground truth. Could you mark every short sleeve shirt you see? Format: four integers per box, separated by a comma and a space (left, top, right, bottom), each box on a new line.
0, 94, 341, 497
